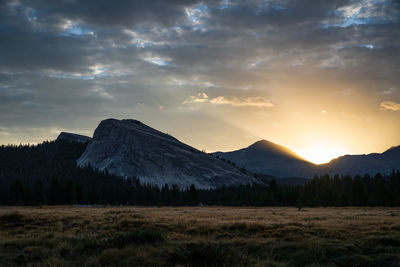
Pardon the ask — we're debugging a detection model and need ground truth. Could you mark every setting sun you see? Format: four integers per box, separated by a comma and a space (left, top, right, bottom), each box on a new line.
294, 145, 348, 165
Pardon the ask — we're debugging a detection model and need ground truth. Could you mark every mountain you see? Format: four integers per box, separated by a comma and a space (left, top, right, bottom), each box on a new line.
215, 140, 400, 178
318, 146, 400, 177
56, 132, 92, 143
77, 119, 258, 189
213, 140, 316, 178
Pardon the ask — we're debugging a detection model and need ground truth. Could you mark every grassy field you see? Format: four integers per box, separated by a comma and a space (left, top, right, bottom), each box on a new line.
1, 206, 400, 266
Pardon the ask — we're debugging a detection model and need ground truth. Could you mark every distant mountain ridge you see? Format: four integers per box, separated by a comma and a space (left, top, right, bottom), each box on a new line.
76, 119, 258, 189
215, 140, 400, 178
318, 145, 400, 177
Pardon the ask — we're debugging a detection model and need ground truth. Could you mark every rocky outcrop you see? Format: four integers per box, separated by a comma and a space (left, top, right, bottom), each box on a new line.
77, 119, 258, 189
56, 132, 92, 143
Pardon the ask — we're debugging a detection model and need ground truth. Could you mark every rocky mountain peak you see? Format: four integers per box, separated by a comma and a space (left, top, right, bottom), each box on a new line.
77, 118, 258, 189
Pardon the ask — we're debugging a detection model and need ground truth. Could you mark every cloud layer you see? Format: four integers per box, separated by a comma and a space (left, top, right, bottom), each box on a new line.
183, 93, 273, 108
0, 0, 399, 154
380, 101, 400, 111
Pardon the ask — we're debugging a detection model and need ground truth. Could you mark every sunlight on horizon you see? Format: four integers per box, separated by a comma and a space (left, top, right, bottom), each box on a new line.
294, 145, 348, 165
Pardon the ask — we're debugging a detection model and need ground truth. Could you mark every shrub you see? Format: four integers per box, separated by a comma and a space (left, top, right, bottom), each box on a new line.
0, 212, 25, 227
183, 242, 245, 267
296, 198, 303, 211
107, 229, 164, 248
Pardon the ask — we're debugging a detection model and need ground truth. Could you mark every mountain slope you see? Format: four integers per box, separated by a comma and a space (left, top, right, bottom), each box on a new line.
213, 140, 316, 178
318, 146, 400, 176
77, 119, 258, 189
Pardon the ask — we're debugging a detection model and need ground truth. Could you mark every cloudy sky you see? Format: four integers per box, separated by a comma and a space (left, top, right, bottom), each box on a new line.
0, 0, 399, 163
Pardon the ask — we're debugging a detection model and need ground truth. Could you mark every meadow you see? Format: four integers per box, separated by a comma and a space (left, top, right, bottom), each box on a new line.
1, 206, 400, 266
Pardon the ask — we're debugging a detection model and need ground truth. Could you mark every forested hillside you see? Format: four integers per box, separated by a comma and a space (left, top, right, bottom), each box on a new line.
0, 140, 134, 205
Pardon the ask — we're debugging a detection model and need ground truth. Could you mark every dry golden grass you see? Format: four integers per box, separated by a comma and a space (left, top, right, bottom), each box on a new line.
1, 206, 400, 266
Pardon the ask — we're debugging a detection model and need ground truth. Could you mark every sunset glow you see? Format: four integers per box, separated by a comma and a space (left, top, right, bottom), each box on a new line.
0, 0, 399, 160
294, 146, 348, 165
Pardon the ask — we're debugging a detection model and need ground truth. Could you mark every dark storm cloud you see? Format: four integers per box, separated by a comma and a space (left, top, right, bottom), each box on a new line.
207, 0, 350, 29
0, 29, 93, 72
0, 2, 93, 72
0, 0, 399, 143
1, 0, 398, 73
19, 0, 198, 28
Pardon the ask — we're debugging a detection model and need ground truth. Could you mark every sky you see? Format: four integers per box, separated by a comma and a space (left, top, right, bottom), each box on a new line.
0, 0, 399, 164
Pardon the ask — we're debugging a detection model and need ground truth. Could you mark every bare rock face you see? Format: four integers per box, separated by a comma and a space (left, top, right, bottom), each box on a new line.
56, 132, 92, 143
77, 119, 258, 189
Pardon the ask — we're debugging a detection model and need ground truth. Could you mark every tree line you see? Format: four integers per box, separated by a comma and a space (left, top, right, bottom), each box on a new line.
0, 141, 399, 206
